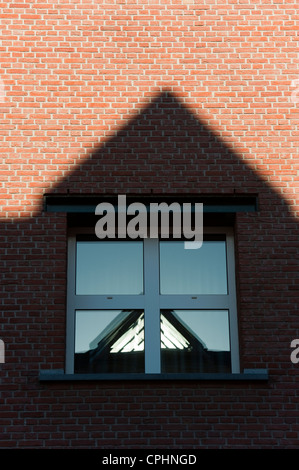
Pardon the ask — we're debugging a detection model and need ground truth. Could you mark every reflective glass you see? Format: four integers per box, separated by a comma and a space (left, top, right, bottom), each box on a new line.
75, 309, 145, 373
160, 240, 227, 294
160, 310, 231, 373
76, 241, 143, 295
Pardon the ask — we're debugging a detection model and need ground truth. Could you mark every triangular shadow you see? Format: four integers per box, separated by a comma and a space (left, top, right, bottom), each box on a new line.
49, 89, 264, 195
1, 89, 299, 376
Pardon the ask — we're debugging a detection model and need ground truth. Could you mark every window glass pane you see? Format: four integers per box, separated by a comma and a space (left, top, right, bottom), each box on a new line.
75, 310, 145, 373
160, 240, 227, 294
160, 310, 231, 373
76, 241, 144, 295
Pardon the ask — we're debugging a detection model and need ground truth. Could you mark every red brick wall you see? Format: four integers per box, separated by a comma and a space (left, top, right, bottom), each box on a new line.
1, 0, 299, 449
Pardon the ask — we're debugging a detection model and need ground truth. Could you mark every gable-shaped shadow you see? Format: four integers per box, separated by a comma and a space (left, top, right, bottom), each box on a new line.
49, 90, 263, 196
1, 89, 298, 378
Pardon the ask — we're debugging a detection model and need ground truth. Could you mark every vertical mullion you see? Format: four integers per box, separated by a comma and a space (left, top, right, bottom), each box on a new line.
226, 230, 240, 373
144, 237, 161, 373
66, 235, 76, 374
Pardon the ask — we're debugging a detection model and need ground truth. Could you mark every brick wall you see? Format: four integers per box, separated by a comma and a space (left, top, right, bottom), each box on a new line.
0, 0, 299, 449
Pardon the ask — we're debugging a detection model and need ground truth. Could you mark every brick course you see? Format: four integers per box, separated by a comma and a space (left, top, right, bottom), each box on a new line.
0, 0, 299, 449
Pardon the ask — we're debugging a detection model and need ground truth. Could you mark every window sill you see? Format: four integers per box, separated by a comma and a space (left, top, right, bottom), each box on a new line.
39, 369, 268, 382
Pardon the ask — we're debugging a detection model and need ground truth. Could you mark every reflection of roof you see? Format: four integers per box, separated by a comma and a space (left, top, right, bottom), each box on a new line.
89, 310, 135, 350
89, 309, 207, 354
111, 312, 144, 353
75, 309, 231, 374
161, 310, 208, 350
161, 313, 190, 350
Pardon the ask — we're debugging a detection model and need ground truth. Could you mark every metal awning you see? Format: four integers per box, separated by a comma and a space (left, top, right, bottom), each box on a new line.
44, 194, 258, 213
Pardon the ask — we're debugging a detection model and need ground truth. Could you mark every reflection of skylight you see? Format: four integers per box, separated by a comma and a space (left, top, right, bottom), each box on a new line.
161, 314, 190, 350
111, 313, 144, 353
109, 312, 191, 353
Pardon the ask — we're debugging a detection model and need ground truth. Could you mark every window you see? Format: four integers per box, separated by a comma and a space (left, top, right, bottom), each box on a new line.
66, 228, 239, 375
